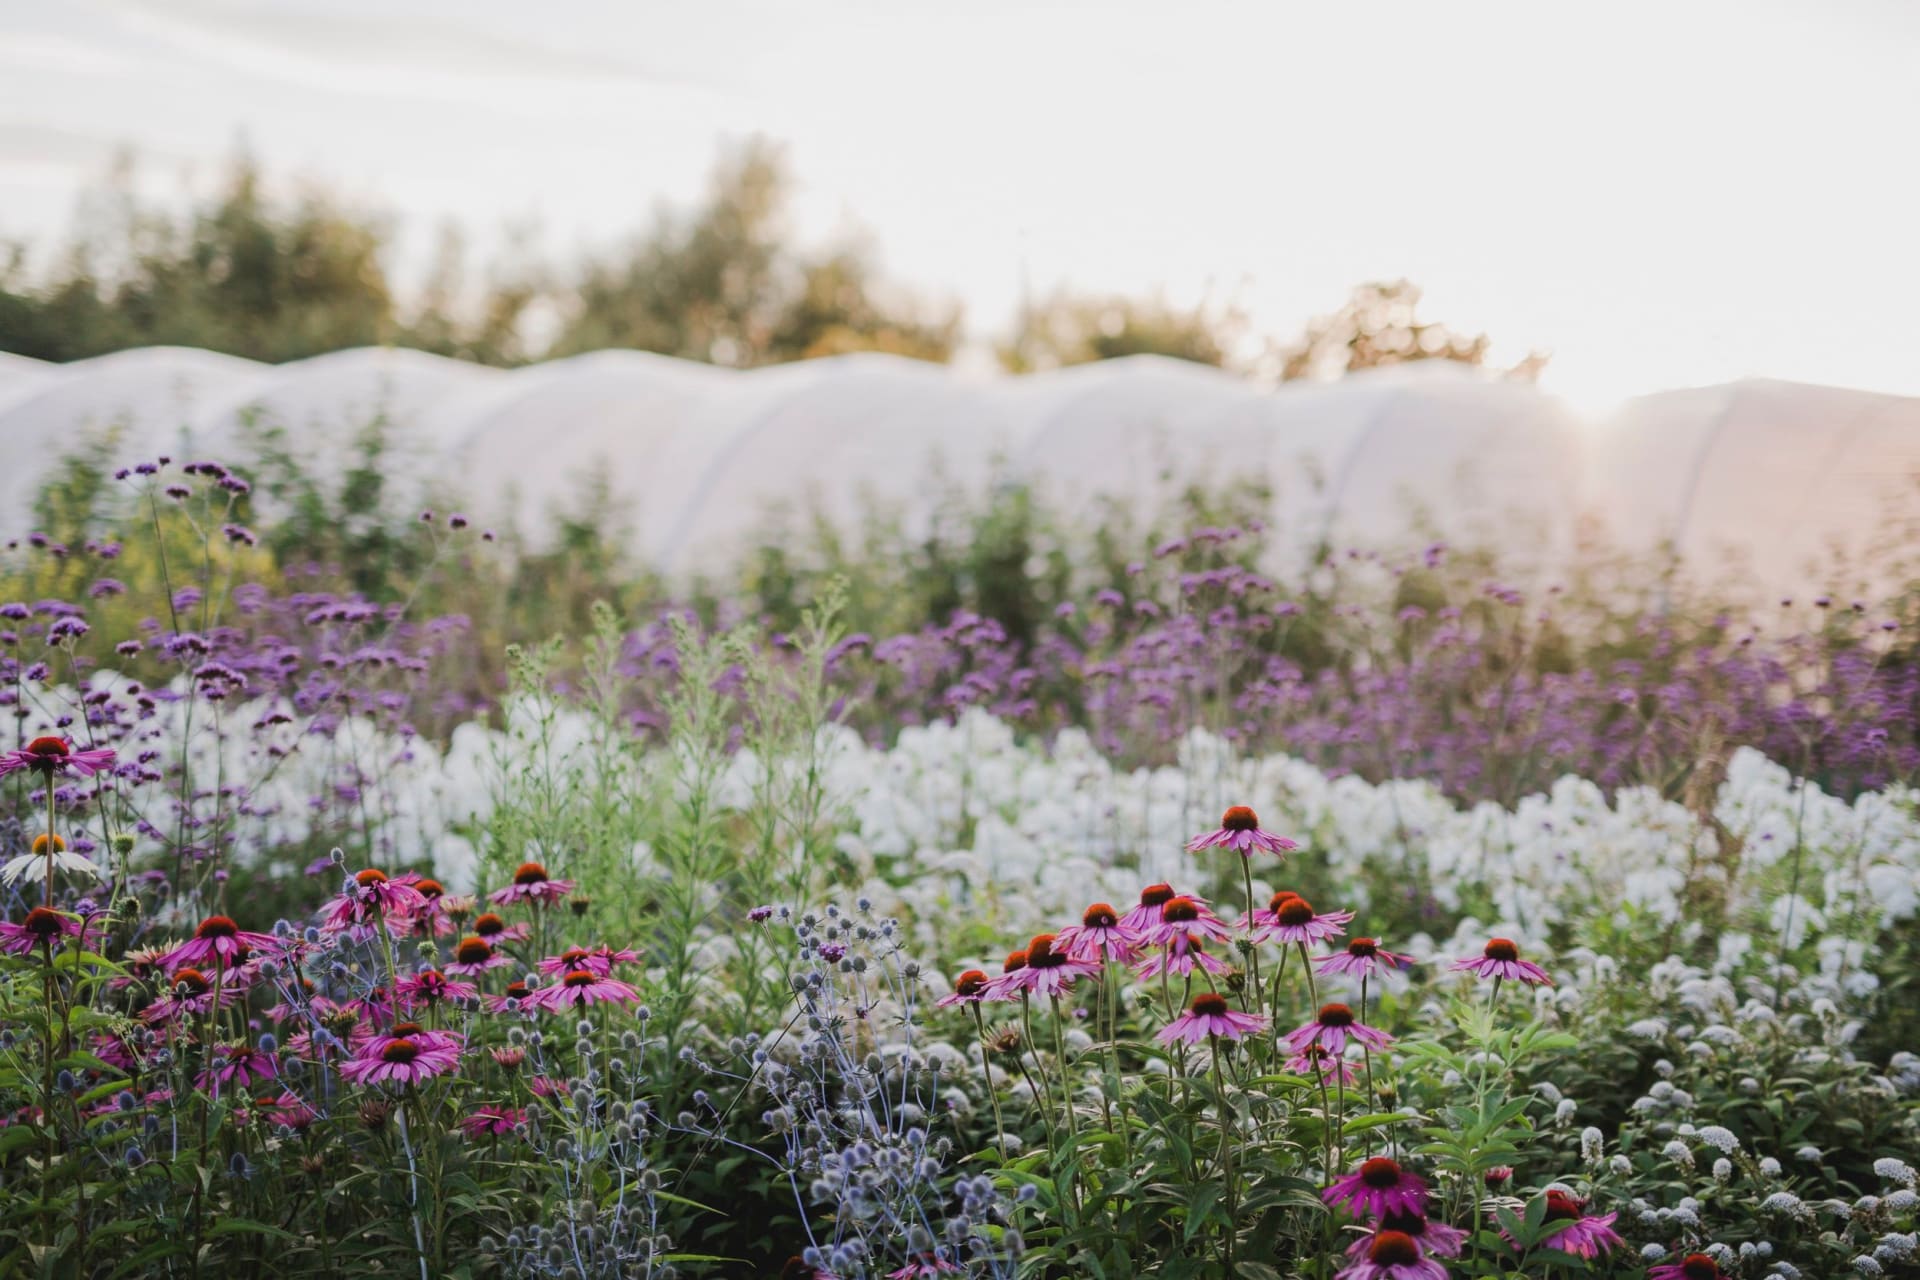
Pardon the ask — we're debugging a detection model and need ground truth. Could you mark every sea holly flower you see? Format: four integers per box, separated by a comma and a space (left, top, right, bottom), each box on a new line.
1333, 1229, 1446, 1280
339, 1035, 461, 1087
1186, 805, 1298, 857
527, 969, 640, 1012
444, 935, 510, 976
1, 834, 102, 888
1147, 896, 1233, 952
1134, 939, 1233, 979
1530, 1190, 1622, 1259
458, 1105, 527, 1139
161, 916, 280, 970
1054, 903, 1142, 962
1649, 1254, 1726, 1280
1346, 1212, 1467, 1261
1245, 893, 1353, 945
1324, 1156, 1431, 1219
1286, 1003, 1393, 1056
0, 736, 116, 779
1451, 938, 1554, 986
0, 907, 82, 956
1158, 992, 1268, 1046
489, 861, 574, 907
935, 970, 991, 1008
991, 933, 1100, 998
1316, 937, 1415, 979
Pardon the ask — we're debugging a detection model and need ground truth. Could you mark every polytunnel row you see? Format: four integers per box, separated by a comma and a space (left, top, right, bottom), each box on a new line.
2, 344, 1919, 597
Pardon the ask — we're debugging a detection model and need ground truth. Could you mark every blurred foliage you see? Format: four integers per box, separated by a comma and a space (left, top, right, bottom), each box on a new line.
1273, 278, 1547, 383
999, 289, 1245, 371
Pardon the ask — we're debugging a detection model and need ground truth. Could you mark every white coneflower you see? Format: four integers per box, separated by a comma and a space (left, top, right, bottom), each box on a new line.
0, 836, 102, 887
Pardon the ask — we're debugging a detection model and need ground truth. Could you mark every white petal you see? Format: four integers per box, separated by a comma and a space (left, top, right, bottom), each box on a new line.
0, 854, 45, 886
53, 851, 103, 879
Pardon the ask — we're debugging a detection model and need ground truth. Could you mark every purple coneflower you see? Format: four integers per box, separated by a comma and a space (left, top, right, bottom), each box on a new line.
1532, 1191, 1622, 1259
935, 969, 991, 1008
163, 915, 280, 970
1186, 805, 1298, 858
1332, 1229, 1446, 1280
993, 933, 1100, 998
1286, 1043, 1360, 1086
1451, 937, 1554, 987
980, 948, 1030, 1001
458, 1105, 527, 1138
198, 1043, 278, 1098
140, 967, 248, 1024
472, 911, 531, 943
1324, 1156, 1431, 1219
887, 1254, 961, 1278
489, 861, 574, 907
1054, 902, 1142, 962
321, 868, 428, 934
397, 968, 477, 1006
338, 1035, 461, 1087
1347, 1212, 1467, 1261
1147, 896, 1232, 952
1286, 1003, 1393, 1056
1316, 936, 1415, 978
1134, 938, 1232, 979
0, 736, 116, 779
782, 1257, 840, 1280
485, 979, 537, 1014
1650, 1254, 1726, 1280
0, 907, 82, 956
537, 945, 619, 978
1119, 883, 1208, 933
528, 969, 639, 1011
1246, 893, 1352, 946
1158, 992, 1267, 1046
261, 1093, 318, 1130
445, 935, 511, 976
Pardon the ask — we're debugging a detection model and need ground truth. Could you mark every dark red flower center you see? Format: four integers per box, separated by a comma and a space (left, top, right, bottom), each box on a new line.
1268, 891, 1301, 912
1191, 993, 1229, 1017
1379, 1210, 1427, 1236
1319, 1003, 1356, 1027
1002, 949, 1028, 973
1275, 899, 1315, 926
474, 913, 506, 937
1348, 937, 1379, 957
1025, 934, 1059, 967
173, 968, 211, 996
954, 970, 988, 998
1221, 805, 1259, 831
1680, 1255, 1720, 1280
1366, 1230, 1420, 1266
23, 907, 66, 939
1359, 1157, 1404, 1188
1484, 937, 1520, 962
414, 879, 444, 899
1082, 904, 1118, 929
26, 736, 70, 758
562, 969, 596, 988
381, 1039, 420, 1064
1544, 1190, 1583, 1222
392, 1021, 424, 1036
455, 937, 492, 964
559, 947, 590, 965
1138, 883, 1175, 908
355, 868, 389, 887
195, 915, 239, 939
1161, 897, 1200, 924
504, 980, 529, 999
512, 862, 549, 886
416, 970, 448, 994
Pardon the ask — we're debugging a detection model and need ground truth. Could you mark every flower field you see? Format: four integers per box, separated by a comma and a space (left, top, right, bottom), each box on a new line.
2, 455, 1918, 1279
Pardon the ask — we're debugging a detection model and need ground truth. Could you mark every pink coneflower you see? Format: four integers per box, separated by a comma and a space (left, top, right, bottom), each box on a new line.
140, 967, 247, 1023
1346, 1212, 1467, 1261
993, 933, 1100, 998
321, 868, 427, 934
1451, 938, 1553, 987
1532, 1191, 1622, 1259
1158, 992, 1268, 1046
489, 861, 574, 906
471, 911, 530, 944
1316, 937, 1416, 979
1148, 896, 1233, 952
485, 979, 537, 1014
887, 1254, 961, 1278
1286, 1043, 1360, 1086
110, 945, 172, 990
91, 1031, 140, 1071
458, 1105, 527, 1138
197, 1043, 278, 1098
395, 876, 455, 937
338, 1035, 461, 1087
0, 907, 82, 956
345, 984, 400, 1027
528, 1074, 569, 1099
782, 1257, 841, 1280
1650, 1253, 1726, 1280
527, 969, 639, 1012
0, 735, 116, 779
1054, 903, 1142, 963
162, 915, 280, 970
1324, 1157, 1431, 1220
1119, 883, 1210, 933
537, 945, 620, 978
261, 1093, 318, 1130
396, 969, 477, 1006
1246, 893, 1353, 946
1134, 938, 1233, 979
980, 949, 1030, 1001
1286, 1003, 1393, 1056
1332, 1229, 1446, 1280
363, 1022, 464, 1057
935, 969, 992, 1008
1186, 805, 1298, 858
445, 935, 511, 976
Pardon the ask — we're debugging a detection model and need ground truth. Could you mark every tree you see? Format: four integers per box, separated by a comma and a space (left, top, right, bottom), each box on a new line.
999, 289, 1245, 372
1273, 278, 1543, 382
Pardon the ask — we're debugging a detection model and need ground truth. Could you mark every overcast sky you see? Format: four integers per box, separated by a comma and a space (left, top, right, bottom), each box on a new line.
2, 0, 1916, 409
